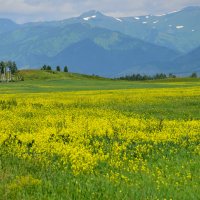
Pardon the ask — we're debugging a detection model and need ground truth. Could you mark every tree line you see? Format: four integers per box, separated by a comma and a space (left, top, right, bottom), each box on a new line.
117, 73, 175, 81
116, 72, 198, 81
41, 65, 68, 72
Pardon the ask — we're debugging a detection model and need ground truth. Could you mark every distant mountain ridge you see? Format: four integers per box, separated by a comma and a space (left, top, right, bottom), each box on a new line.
0, 19, 19, 34
171, 46, 200, 75
0, 6, 200, 76
75, 6, 200, 53
52, 38, 179, 77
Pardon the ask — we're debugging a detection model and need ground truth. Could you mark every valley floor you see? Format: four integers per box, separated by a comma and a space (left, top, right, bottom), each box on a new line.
0, 78, 200, 199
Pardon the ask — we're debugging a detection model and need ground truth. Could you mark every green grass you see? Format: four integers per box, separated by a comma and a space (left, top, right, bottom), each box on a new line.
0, 70, 200, 200
18, 69, 107, 81
1, 151, 198, 200
1, 70, 200, 94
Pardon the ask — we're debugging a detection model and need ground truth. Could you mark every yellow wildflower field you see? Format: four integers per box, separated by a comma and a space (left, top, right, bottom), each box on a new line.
0, 85, 200, 199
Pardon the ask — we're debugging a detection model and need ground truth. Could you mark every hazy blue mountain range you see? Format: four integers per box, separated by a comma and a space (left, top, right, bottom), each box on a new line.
0, 6, 199, 76
171, 46, 200, 75
52, 38, 179, 77
76, 7, 200, 53
0, 19, 19, 34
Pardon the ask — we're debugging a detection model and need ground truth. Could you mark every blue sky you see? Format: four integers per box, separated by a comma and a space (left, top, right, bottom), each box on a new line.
0, 0, 200, 23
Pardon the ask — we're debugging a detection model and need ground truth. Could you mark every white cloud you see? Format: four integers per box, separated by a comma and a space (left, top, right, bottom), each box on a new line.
0, 0, 199, 23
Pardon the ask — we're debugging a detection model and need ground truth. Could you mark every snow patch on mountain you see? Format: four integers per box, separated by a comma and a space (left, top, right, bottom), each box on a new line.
134, 17, 140, 20
176, 25, 184, 29
115, 18, 122, 22
155, 9, 181, 17
155, 14, 166, 17
83, 15, 96, 21
168, 10, 181, 14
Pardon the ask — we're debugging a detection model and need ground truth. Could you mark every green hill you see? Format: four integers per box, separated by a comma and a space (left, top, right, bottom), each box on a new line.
18, 69, 106, 81
1, 69, 200, 95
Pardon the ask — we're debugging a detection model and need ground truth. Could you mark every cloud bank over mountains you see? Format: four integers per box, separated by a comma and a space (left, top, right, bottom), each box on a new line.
0, 0, 200, 23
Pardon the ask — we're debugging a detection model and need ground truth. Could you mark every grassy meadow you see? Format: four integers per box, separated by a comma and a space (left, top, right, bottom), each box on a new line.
0, 70, 200, 199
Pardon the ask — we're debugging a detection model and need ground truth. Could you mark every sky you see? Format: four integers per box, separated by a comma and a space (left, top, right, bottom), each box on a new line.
0, 0, 200, 23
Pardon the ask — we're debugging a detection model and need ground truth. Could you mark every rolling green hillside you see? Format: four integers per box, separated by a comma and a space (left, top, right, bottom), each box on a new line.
1, 70, 200, 94
18, 69, 105, 81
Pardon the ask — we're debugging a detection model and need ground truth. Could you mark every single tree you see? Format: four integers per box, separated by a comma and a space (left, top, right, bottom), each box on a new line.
0, 61, 5, 74
10, 61, 18, 74
47, 65, 52, 71
168, 73, 176, 78
56, 66, 61, 72
64, 66, 68, 73
41, 64, 47, 70
190, 72, 198, 78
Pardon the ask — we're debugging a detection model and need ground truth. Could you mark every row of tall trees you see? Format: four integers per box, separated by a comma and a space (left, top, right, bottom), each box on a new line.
0, 61, 18, 74
0, 61, 18, 82
56, 66, 68, 72
117, 73, 175, 81
41, 65, 68, 72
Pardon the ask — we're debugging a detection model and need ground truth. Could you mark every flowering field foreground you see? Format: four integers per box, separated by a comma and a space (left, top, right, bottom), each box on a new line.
0, 86, 200, 199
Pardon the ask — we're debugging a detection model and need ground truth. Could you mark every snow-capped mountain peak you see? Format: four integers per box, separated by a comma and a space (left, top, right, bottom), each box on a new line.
80, 10, 104, 18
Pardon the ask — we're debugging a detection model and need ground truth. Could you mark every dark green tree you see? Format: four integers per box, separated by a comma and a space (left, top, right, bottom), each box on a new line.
190, 72, 198, 78
154, 73, 167, 80
10, 61, 18, 74
41, 64, 47, 70
56, 66, 61, 72
46, 65, 52, 71
168, 73, 176, 78
64, 66, 68, 73
0, 61, 5, 74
